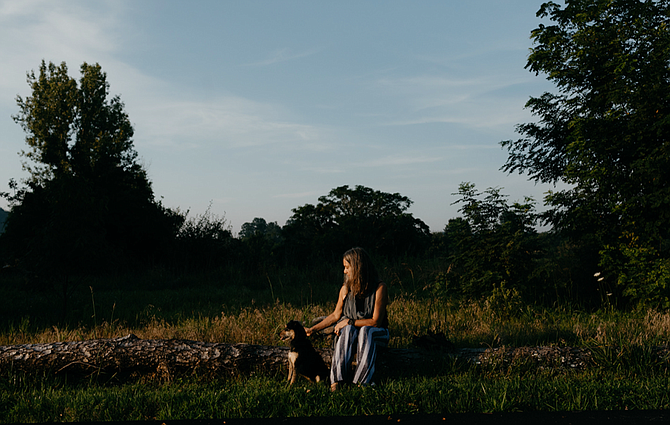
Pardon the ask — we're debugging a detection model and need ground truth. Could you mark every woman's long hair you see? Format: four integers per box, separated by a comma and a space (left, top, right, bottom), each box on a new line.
343, 247, 379, 297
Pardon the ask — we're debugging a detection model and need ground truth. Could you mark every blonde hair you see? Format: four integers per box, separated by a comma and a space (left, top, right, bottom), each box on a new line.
343, 247, 379, 297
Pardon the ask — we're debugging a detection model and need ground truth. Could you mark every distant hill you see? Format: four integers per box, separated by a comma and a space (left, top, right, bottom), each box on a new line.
0, 207, 7, 234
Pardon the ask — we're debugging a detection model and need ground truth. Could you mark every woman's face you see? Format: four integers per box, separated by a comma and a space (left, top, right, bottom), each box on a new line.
343, 258, 352, 281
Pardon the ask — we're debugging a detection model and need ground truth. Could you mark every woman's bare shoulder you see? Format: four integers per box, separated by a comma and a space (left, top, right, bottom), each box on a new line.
339, 284, 349, 299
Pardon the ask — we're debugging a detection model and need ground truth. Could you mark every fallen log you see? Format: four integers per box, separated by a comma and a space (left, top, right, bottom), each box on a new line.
0, 334, 286, 378
0, 334, 443, 379
2, 334, 666, 380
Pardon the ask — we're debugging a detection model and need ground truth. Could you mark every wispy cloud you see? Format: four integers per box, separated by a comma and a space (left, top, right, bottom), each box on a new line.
134, 95, 328, 151
0, 0, 124, 62
372, 72, 537, 133
272, 191, 316, 199
245, 47, 321, 67
359, 154, 443, 168
301, 166, 346, 174
0, 0, 130, 105
0, 1, 336, 162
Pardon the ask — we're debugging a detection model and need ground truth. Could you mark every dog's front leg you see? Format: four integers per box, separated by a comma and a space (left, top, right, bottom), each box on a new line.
287, 360, 294, 384
287, 365, 295, 384
288, 352, 298, 384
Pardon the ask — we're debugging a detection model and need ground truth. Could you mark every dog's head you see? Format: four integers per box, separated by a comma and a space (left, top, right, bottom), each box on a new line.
280, 320, 307, 342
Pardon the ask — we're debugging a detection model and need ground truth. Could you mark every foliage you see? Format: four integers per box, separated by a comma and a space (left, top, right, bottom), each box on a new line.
239, 217, 282, 241
0, 61, 182, 292
600, 232, 670, 309
14, 61, 137, 185
283, 185, 431, 260
171, 204, 238, 272
238, 217, 284, 270
501, 1, 670, 307
434, 183, 546, 302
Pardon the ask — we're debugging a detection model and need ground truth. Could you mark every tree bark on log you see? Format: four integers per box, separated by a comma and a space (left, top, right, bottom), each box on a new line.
2, 334, 666, 379
0, 334, 439, 379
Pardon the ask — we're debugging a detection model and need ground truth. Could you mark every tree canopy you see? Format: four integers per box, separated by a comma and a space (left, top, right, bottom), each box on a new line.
1, 61, 182, 288
501, 0, 670, 307
283, 185, 431, 259
14, 61, 138, 185
433, 183, 550, 304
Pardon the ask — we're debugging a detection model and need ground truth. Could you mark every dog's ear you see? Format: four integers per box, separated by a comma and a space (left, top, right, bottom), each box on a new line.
294, 322, 307, 337
287, 320, 303, 328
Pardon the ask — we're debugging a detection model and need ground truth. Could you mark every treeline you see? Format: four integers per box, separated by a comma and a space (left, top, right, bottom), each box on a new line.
0, 152, 598, 307
237, 183, 605, 308
0, 179, 602, 310
3, 0, 670, 313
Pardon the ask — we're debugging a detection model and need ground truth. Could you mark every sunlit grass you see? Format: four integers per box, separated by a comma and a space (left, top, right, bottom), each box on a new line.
2, 279, 670, 349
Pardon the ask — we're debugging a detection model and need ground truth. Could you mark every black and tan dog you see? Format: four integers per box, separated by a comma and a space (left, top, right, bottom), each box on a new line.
279, 320, 329, 384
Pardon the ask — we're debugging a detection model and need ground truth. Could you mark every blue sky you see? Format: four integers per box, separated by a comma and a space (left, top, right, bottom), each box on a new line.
0, 0, 559, 233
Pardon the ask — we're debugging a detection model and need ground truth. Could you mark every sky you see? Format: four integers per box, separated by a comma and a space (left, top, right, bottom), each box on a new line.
0, 0, 560, 234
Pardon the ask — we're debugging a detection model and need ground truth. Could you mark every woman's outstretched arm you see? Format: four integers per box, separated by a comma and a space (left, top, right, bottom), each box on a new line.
306, 285, 347, 336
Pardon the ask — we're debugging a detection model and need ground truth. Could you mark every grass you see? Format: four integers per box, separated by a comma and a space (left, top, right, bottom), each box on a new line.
1, 363, 668, 422
0, 262, 669, 422
3, 288, 670, 350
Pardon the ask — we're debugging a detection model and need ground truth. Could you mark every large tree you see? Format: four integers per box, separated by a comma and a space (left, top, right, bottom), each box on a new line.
283, 185, 431, 260
14, 61, 138, 185
1, 61, 181, 296
501, 1, 670, 307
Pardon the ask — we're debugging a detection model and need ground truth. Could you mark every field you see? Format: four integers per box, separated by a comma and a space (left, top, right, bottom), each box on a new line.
0, 263, 669, 422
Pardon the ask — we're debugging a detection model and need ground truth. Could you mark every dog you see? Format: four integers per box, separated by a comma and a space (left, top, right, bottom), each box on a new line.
279, 320, 329, 384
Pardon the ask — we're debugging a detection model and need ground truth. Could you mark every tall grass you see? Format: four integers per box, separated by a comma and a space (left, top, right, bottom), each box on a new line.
2, 266, 670, 348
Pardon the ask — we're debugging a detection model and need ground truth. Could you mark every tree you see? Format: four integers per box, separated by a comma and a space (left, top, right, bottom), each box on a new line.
239, 217, 282, 242
434, 183, 545, 303
13, 61, 138, 187
172, 205, 236, 272
501, 1, 670, 307
1, 61, 182, 298
239, 218, 284, 269
283, 185, 431, 260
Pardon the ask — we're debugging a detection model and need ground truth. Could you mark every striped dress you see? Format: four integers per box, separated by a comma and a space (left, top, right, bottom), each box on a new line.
330, 284, 390, 385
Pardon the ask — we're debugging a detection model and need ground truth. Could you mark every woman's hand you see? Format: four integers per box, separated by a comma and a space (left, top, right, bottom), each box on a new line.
309, 285, 347, 336
334, 319, 351, 335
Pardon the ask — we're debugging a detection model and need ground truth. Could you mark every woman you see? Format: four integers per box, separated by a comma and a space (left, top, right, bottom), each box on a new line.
306, 247, 389, 391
